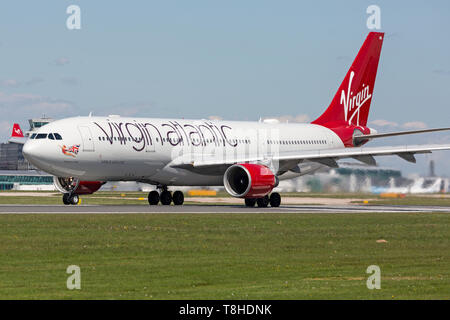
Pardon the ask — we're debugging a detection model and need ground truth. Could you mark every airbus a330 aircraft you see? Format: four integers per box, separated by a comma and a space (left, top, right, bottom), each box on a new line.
22, 32, 450, 206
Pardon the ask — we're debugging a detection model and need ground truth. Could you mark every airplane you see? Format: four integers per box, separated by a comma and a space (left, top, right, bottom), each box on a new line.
8, 123, 27, 144
371, 177, 447, 194
22, 32, 450, 206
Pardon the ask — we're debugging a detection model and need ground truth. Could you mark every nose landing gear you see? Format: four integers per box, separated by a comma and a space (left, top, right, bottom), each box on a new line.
62, 193, 80, 205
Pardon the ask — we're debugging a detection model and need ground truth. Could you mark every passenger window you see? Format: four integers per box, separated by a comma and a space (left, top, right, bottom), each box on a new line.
54, 133, 63, 140
48, 133, 55, 140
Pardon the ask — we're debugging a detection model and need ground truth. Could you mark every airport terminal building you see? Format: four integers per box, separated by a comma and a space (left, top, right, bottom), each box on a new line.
0, 142, 29, 171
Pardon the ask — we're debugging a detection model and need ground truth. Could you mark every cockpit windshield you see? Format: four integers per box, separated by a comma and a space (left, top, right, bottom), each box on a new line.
29, 133, 63, 140
35, 133, 48, 139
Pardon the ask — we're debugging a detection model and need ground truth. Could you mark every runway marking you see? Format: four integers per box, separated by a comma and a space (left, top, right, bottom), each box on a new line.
0, 204, 449, 214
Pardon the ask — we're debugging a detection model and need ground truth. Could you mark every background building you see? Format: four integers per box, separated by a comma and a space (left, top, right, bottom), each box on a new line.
0, 170, 54, 191
0, 143, 29, 170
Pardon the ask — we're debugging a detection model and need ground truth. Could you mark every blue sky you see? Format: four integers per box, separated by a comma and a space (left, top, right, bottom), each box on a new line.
0, 1, 449, 176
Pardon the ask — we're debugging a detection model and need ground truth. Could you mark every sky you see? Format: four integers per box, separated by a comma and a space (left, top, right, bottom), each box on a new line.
0, 1, 449, 176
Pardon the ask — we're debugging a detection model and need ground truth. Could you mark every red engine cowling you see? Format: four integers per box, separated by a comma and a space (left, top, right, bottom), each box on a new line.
53, 177, 104, 195
223, 164, 278, 198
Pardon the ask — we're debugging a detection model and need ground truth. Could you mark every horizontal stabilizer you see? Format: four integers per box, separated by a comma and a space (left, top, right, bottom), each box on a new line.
354, 127, 450, 143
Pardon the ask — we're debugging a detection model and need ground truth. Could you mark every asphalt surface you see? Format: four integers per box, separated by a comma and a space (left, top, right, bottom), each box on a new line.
0, 204, 449, 214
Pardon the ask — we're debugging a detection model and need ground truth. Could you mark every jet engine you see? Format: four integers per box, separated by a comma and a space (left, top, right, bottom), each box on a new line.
223, 164, 278, 198
53, 176, 104, 195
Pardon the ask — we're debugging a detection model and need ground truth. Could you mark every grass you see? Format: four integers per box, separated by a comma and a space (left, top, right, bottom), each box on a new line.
0, 212, 448, 299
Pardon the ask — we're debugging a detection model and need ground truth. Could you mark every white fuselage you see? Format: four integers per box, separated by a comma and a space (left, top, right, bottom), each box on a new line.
22, 116, 344, 186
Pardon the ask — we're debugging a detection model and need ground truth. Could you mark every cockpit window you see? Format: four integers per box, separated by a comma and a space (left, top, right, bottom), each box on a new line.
54, 133, 63, 140
30, 133, 37, 139
48, 133, 55, 140
35, 133, 48, 139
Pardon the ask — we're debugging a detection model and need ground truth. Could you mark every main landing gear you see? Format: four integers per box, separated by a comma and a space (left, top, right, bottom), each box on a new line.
148, 186, 185, 206
62, 193, 80, 205
245, 192, 281, 208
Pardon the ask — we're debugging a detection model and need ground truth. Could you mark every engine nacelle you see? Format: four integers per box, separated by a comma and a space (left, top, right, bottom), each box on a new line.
223, 164, 278, 198
53, 177, 104, 195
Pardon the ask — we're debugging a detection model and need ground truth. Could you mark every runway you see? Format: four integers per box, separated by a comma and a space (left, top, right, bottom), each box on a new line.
0, 204, 449, 214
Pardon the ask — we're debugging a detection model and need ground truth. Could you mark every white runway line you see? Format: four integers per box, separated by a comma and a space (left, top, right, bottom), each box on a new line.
0, 204, 449, 214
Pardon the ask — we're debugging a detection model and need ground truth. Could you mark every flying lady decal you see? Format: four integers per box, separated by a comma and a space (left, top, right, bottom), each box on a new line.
61, 144, 80, 157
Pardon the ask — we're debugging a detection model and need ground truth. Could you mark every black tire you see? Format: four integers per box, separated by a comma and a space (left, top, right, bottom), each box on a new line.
172, 191, 184, 205
160, 190, 172, 205
62, 193, 71, 205
148, 191, 160, 205
269, 192, 281, 207
256, 195, 269, 208
245, 198, 256, 207
70, 194, 80, 205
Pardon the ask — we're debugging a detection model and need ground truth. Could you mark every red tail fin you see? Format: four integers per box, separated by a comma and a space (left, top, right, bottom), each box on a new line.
312, 32, 384, 127
11, 123, 24, 138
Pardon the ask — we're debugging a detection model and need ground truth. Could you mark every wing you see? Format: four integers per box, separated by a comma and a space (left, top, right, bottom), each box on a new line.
170, 144, 450, 174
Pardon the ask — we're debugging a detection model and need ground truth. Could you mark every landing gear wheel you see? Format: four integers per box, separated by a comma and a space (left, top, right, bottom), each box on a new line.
148, 191, 160, 205
245, 198, 256, 207
160, 190, 172, 205
62, 193, 71, 205
70, 194, 80, 205
256, 195, 269, 208
269, 192, 281, 207
172, 191, 184, 205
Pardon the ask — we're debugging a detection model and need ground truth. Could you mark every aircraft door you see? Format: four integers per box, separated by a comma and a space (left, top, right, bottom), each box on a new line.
78, 126, 95, 152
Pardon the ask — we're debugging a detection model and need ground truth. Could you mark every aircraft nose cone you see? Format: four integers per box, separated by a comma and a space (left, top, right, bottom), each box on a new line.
22, 141, 34, 158
22, 141, 45, 164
